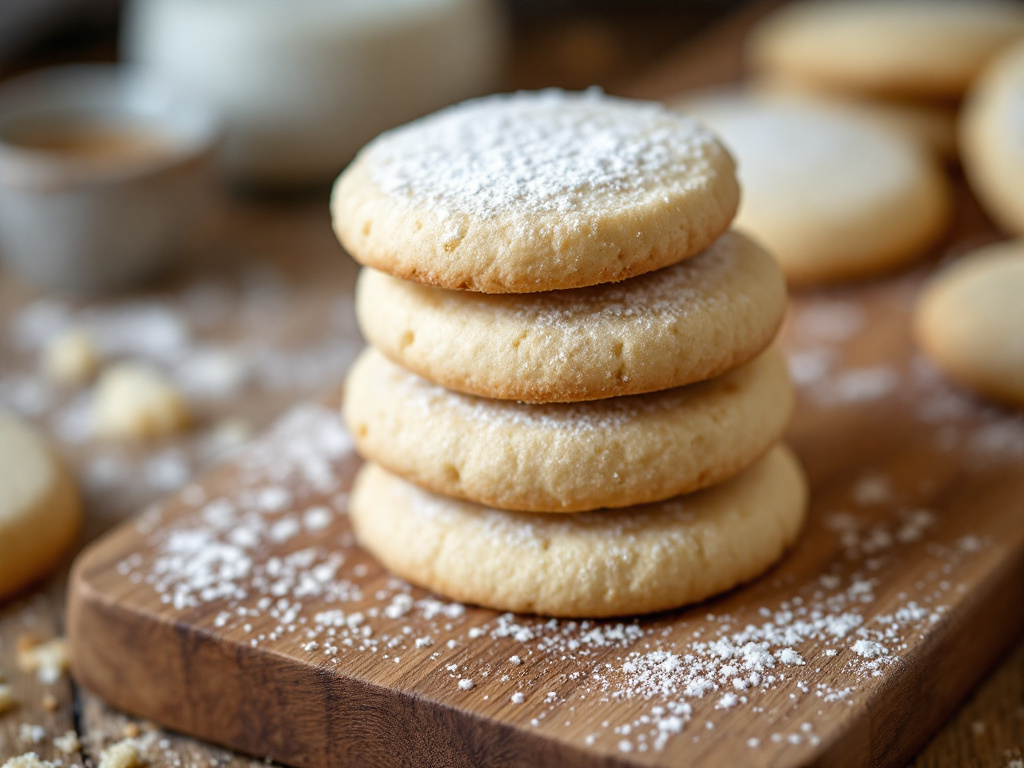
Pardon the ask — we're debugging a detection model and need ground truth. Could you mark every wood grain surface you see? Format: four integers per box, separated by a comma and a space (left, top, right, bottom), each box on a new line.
3, 3, 1024, 767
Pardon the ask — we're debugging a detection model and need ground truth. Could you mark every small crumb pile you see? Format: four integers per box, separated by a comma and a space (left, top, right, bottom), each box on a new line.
16, 637, 69, 685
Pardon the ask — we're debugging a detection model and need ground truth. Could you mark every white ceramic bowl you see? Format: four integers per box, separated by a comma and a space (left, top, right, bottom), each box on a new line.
123, 0, 507, 187
0, 64, 220, 294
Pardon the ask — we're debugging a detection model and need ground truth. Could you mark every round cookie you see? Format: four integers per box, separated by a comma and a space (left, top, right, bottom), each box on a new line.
680, 94, 950, 284
343, 346, 794, 513
914, 239, 1024, 407
747, 0, 1024, 100
960, 41, 1024, 236
350, 444, 808, 617
748, 79, 959, 160
331, 89, 740, 294
356, 230, 786, 403
0, 412, 81, 601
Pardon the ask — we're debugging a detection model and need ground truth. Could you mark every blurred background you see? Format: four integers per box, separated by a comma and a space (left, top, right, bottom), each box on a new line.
0, 0, 756, 542
2, 1, 1024, 764
0, 0, 738, 91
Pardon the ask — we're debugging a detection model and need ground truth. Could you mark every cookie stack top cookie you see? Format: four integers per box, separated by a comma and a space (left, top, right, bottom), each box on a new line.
332, 89, 740, 294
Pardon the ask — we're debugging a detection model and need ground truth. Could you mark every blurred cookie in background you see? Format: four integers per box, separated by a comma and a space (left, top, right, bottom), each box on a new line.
915, 239, 1024, 409
960, 41, 1024, 236
746, 0, 1024, 101
752, 78, 959, 161
676, 92, 951, 285
0, 411, 81, 602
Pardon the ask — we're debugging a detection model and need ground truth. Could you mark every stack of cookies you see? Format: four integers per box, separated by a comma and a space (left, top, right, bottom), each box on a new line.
331, 90, 807, 618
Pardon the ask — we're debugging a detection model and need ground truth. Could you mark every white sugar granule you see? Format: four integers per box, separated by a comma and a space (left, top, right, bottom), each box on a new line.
18, 724, 45, 744
716, 693, 738, 710
810, 367, 900, 407
511, 692, 525, 704
458, 679, 474, 691
851, 640, 888, 659
777, 648, 806, 666
852, 473, 892, 506
303, 506, 333, 532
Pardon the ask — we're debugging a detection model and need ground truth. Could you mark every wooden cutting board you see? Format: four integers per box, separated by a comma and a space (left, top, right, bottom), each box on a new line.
66, 9, 1024, 768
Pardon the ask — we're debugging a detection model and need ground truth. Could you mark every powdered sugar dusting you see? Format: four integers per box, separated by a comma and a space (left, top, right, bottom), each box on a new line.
784, 287, 1024, 465
367, 89, 723, 218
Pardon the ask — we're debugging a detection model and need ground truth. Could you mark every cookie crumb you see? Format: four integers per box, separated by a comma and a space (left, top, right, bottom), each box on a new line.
40, 693, 58, 712
43, 328, 100, 386
1, 754, 58, 768
92, 362, 191, 440
98, 739, 142, 768
122, 722, 142, 739
54, 730, 81, 754
17, 637, 69, 684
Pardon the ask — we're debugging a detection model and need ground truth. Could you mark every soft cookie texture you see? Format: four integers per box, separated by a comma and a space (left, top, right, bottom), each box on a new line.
331, 89, 739, 293
915, 239, 1024, 408
0, 412, 81, 601
350, 445, 808, 617
356, 230, 786, 402
680, 94, 950, 284
960, 42, 1024, 236
343, 346, 794, 512
748, 0, 1024, 100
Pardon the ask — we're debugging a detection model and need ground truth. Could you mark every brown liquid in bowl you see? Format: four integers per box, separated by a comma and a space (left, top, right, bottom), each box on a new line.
3, 121, 176, 167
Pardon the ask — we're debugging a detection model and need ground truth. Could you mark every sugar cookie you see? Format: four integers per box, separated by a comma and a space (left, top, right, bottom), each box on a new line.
915, 239, 1024, 407
331, 89, 739, 293
748, 79, 958, 160
960, 41, 1024, 236
680, 94, 950, 284
350, 444, 808, 617
0, 412, 81, 601
748, 0, 1024, 100
356, 230, 785, 403
343, 346, 793, 513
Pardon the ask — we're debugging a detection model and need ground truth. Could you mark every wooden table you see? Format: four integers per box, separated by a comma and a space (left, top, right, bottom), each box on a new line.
1, 5, 1023, 766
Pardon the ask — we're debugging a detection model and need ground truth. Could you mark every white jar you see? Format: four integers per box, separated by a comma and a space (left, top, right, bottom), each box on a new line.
122, 0, 507, 187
